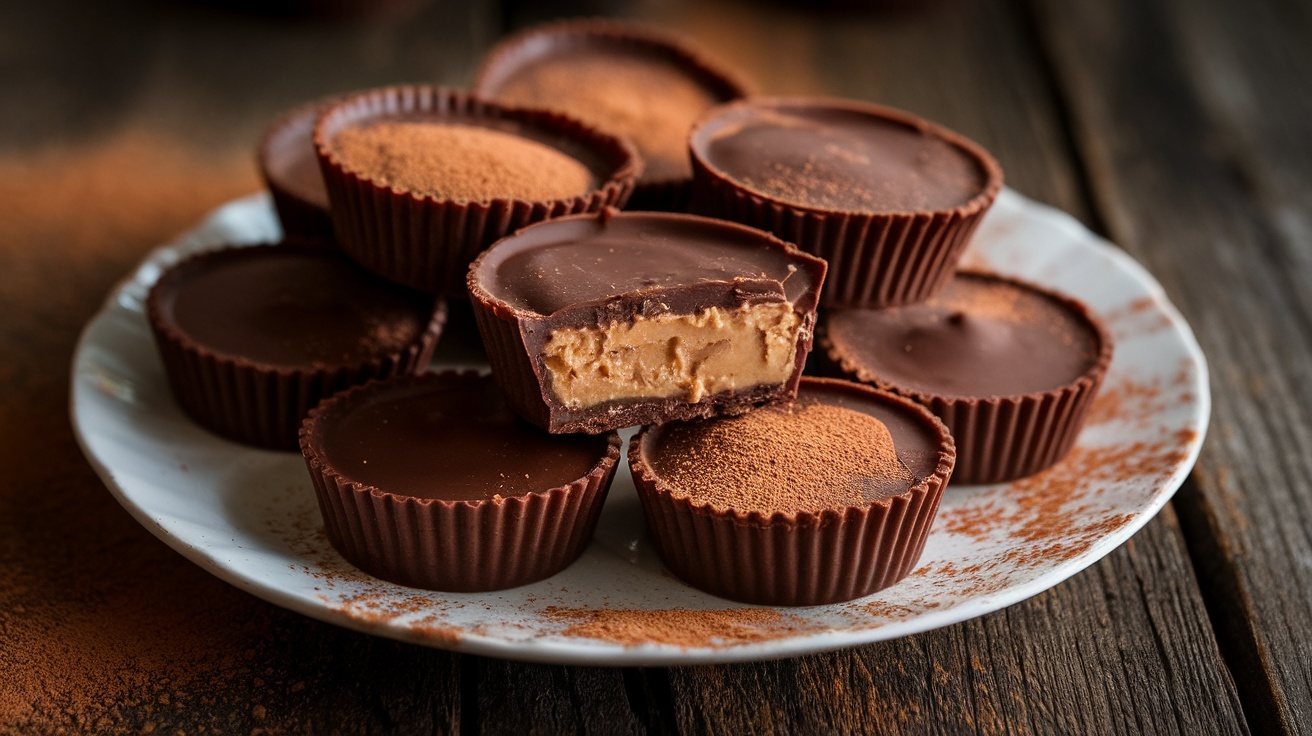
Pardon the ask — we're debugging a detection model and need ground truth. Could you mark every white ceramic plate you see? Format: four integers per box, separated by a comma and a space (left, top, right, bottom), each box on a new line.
71, 189, 1209, 665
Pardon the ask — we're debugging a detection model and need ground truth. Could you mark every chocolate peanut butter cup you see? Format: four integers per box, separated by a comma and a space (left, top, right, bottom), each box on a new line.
315, 86, 640, 295
146, 243, 445, 450
468, 210, 827, 434
259, 98, 336, 241
630, 377, 955, 606
473, 19, 751, 211
820, 271, 1113, 483
690, 97, 1003, 308
300, 372, 621, 591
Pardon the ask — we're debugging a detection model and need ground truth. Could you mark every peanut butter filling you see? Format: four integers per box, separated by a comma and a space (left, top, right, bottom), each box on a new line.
540, 302, 803, 409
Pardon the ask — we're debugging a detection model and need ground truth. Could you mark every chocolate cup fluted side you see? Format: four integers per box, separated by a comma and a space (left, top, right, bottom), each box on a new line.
314, 85, 641, 295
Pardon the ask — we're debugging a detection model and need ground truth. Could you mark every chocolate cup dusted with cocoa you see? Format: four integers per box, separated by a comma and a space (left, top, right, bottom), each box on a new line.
472, 18, 751, 212
300, 372, 622, 592
314, 86, 641, 295
147, 243, 446, 451
820, 271, 1113, 484
468, 209, 827, 434
259, 98, 336, 241
630, 377, 955, 606
690, 97, 1003, 308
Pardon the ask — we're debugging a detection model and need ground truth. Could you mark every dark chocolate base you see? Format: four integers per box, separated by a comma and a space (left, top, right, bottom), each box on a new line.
551, 381, 794, 435
622, 178, 693, 213
268, 187, 335, 242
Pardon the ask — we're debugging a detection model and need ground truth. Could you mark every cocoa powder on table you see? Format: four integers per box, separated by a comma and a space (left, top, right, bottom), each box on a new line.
0, 132, 334, 733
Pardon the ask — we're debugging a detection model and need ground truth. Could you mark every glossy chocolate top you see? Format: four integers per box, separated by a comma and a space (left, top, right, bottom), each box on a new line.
154, 246, 436, 368
692, 99, 993, 213
487, 49, 719, 183
824, 272, 1106, 397
313, 374, 616, 501
261, 102, 330, 209
472, 211, 826, 318
641, 378, 949, 514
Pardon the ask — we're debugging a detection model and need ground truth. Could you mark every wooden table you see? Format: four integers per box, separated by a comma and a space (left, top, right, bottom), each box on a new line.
2, 0, 1306, 732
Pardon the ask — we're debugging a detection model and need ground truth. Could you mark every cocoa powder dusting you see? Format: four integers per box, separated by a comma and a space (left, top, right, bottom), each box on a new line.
931, 278, 1030, 322
497, 54, 719, 182
541, 606, 815, 648
930, 370, 1198, 599
835, 363, 1200, 617
1, 132, 339, 733
652, 402, 914, 515
1102, 295, 1173, 334
333, 122, 594, 202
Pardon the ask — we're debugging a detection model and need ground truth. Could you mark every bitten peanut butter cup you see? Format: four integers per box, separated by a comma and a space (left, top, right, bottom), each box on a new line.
315, 86, 640, 295
820, 271, 1113, 483
258, 98, 336, 241
473, 18, 751, 211
630, 377, 955, 606
146, 243, 446, 450
690, 97, 1003, 308
300, 372, 621, 592
468, 209, 827, 434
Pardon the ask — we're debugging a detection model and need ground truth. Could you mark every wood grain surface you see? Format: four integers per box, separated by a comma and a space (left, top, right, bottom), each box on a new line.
1030, 0, 1312, 733
0, 0, 1303, 732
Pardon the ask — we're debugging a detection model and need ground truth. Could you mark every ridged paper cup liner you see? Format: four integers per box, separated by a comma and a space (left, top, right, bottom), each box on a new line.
472, 18, 752, 211
259, 98, 337, 242
630, 378, 956, 606
689, 97, 1004, 308
146, 244, 446, 451
819, 272, 1114, 484
314, 85, 641, 295
299, 372, 623, 591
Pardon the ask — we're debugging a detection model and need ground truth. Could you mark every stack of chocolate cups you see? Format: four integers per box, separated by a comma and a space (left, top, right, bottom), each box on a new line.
160, 76, 645, 592
152, 18, 1113, 607
467, 27, 972, 606
292, 83, 644, 592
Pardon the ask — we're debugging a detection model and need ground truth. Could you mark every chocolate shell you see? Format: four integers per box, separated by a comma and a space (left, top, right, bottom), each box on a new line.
146, 243, 446, 450
259, 98, 336, 241
630, 377, 956, 606
468, 209, 826, 434
690, 97, 1003, 308
820, 271, 1113, 483
300, 372, 622, 591
314, 86, 641, 295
